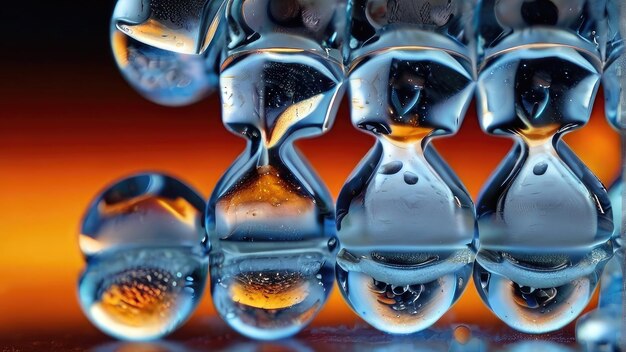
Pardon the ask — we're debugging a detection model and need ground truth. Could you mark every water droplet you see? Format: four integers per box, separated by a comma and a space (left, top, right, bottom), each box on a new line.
78, 173, 208, 341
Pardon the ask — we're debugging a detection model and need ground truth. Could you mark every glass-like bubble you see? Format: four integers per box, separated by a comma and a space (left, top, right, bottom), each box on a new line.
78, 173, 208, 341
110, 0, 226, 106
474, 0, 615, 334
207, 0, 346, 340
336, 0, 478, 334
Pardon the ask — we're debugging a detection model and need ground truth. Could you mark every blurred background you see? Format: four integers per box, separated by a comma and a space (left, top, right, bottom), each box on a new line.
0, 0, 620, 347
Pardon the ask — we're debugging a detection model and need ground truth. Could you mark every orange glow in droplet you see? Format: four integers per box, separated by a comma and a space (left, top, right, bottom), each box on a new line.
230, 271, 310, 310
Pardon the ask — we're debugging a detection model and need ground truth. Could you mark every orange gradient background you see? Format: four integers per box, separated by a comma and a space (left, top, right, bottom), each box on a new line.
0, 57, 620, 337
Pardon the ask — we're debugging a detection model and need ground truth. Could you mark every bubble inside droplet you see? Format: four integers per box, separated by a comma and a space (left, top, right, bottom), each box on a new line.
454, 324, 472, 345
404, 171, 419, 185
379, 161, 403, 175
78, 173, 208, 341
533, 162, 548, 175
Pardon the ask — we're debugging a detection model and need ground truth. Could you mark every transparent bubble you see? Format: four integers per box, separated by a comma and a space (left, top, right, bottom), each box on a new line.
111, 31, 218, 106
336, 249, 473, 334
110, 0, 226, 106
474, 0, 614, 334
78, 173, 208, 341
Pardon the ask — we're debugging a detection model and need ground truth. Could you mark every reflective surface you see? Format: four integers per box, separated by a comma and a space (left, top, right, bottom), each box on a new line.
210, 240, 336, 340
0, 321, 587, 351
79, 173, 208, 341
474, 0, 615, 334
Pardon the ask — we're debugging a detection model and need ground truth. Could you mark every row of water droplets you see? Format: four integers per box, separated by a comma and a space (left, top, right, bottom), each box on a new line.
76, 0, 625, 344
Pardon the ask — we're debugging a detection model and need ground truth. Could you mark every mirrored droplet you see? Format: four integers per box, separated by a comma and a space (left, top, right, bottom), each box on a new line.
209, 241, 335, 340
79, 247, 208, 341
404, 171, 419, 185
379, 161, 403, 175
473, 258, 603, 333
336, 248, 473, 334
533, 162, 549, 175
78, 173, 208, 341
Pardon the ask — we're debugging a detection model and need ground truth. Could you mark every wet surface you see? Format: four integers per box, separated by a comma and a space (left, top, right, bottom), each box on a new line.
0, 317, 584, 351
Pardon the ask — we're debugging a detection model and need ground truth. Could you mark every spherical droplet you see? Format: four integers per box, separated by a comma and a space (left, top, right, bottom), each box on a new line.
454, 324, 472, 345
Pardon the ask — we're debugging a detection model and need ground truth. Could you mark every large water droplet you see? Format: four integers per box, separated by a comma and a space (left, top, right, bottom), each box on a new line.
78, 173, 208, 341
